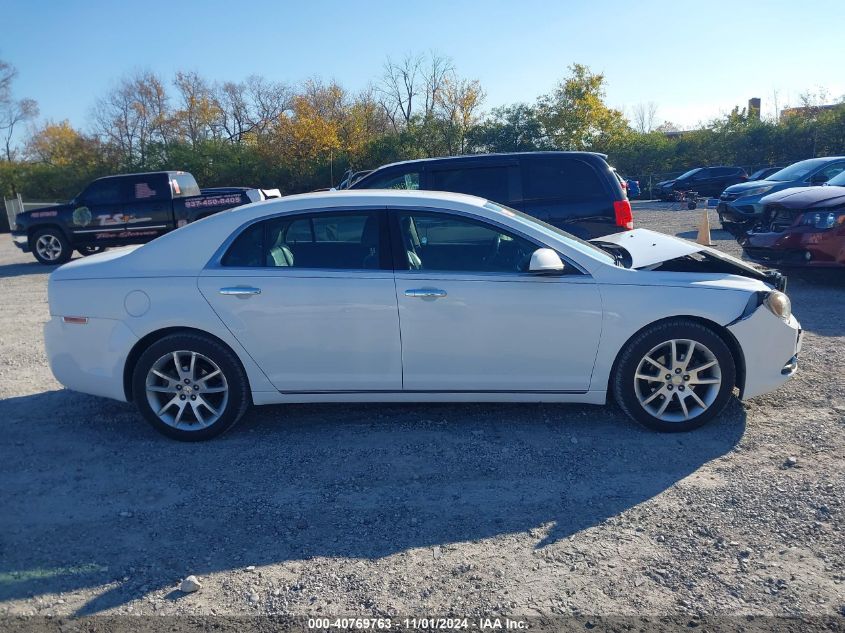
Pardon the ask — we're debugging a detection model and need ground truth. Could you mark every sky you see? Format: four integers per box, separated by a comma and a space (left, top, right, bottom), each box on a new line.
2, 0, 844, 137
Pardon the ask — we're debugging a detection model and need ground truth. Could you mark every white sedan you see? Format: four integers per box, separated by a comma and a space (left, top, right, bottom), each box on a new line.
45, 191, 801, 440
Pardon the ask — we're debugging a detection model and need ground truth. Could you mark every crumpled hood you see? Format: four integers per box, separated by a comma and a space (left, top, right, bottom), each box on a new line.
760, 185, 845, 209
594, 229, 716, 268
593, 228, 782, 288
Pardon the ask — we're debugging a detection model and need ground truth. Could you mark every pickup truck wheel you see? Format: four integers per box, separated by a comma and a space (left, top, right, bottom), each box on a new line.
32, 228, 72, 265
78, 246, 107, 257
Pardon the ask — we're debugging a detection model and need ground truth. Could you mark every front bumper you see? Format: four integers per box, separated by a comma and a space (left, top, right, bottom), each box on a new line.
44, 315, 138, 402
741, 229, 845, 268
727, 306, 801, 400
11, 232, 29, 252
717, 200, 765, 224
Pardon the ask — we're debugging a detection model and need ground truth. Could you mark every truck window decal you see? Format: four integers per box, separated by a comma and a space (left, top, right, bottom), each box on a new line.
135, 182, 157, 199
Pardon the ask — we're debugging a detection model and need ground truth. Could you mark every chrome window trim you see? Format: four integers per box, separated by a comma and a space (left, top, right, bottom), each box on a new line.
204, 203, 591, 277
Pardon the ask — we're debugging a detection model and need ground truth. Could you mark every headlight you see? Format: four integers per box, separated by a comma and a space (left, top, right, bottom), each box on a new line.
800, 211, 845, 230
764, 291, 792, 321
741, 185, 775, 197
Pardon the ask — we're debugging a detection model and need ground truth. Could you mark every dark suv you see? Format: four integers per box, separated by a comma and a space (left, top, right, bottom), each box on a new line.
655, 166, 748, 200
349, 152, 632, 238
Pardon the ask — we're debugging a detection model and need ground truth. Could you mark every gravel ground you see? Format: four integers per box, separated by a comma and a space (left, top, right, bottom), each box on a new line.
0, 204, 843, 623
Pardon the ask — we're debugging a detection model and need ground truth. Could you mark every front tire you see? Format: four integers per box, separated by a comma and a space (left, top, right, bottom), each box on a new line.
613, 319, 736, 432
132, 333, 250, 441
32, 228, 72, 265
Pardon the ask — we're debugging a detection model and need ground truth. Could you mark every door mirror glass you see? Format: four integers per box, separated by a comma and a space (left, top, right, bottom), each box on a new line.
529, 248, 565, 272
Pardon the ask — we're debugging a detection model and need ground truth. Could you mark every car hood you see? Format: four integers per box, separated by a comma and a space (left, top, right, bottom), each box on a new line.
760, 185, 845, 209
594, 229, 784, 289
16, 203, 71, 222
723, 179, 779, 194
655, 180, 675, 187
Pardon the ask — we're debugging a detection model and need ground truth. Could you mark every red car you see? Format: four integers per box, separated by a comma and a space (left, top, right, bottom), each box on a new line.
741, 172, 845, 268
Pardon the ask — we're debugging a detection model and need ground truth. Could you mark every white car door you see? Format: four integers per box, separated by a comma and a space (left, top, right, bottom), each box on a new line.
393, 211, 603, 392
199, 210, 402, 392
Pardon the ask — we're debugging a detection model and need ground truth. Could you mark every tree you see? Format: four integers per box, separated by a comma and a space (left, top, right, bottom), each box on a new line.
436, 77, 486, 154
468, 103, 547, 153
173, 71, 220, 146
92, 70, 173, 168
213, 75, 291, 143
25, 120, 102, 168
0, 59, 39, 162
632, 102, 658, 133
537, 64, 629, 150
377, 53, 422, 131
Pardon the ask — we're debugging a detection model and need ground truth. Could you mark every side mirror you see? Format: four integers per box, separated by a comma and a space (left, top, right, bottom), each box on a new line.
529, 248, 565, 273
809, 173, 828, 184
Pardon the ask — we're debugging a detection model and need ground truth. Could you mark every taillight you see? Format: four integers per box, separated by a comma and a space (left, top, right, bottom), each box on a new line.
614, 200, 634, 230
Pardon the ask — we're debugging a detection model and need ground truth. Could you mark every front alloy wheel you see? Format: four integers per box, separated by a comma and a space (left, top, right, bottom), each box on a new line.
132, 333, 250, 441
32, 228, 72, 265
613, 319, 736, 432
634, 339, 722, 423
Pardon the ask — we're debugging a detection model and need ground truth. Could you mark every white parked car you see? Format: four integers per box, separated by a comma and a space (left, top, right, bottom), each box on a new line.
45, 191, 801, 441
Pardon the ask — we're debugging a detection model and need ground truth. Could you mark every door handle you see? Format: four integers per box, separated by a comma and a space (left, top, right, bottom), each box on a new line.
219, 287, 261, 296
404, 288, 447, 298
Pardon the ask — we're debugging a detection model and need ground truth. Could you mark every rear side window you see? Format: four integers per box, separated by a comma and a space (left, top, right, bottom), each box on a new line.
221, 212, 384, 270
429, 166, 510, 202
711, 167, 738, 177
170, 173, 201, 198
359, 170, 420, 190
522, 158, 606, 201
124, 175, 169, 202
221, 222, 264, 267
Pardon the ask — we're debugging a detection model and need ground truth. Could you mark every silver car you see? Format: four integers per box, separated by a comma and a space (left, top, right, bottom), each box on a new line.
718, 157, 845, 233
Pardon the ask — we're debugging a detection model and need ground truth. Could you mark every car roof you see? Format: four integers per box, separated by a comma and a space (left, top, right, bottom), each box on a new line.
366, 151, 609, 172
91, 171, 191, 181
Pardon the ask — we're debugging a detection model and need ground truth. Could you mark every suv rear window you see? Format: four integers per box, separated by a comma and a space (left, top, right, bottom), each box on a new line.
429, 166, 509, 202
522, 158, 605, 201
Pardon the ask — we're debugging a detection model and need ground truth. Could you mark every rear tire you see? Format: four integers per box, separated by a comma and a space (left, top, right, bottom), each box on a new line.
132, 333, 250, 441
612, 319, 736, 432
32, 228, 72, 265
78, 245, 107, 256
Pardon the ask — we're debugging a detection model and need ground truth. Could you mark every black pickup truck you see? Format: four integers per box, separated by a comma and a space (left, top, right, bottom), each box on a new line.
11, 171, 279, 264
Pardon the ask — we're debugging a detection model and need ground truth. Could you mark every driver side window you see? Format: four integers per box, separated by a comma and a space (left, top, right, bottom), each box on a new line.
396, 212, 537, 274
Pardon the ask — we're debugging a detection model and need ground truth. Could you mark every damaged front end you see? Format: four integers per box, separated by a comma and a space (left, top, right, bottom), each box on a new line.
594, 229, 787, 290
741, 204, 845, 268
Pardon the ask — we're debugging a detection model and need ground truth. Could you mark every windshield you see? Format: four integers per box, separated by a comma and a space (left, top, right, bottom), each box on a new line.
767, 158, 830, 182
483, 201, 616, 265
677, 168, 701, 180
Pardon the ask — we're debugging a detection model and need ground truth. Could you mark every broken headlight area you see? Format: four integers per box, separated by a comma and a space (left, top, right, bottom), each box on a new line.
798, 210, 845, 231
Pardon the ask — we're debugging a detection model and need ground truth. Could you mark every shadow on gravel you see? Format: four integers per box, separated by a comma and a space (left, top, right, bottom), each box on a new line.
0, 390, 746, 614
0, 260, 54, 279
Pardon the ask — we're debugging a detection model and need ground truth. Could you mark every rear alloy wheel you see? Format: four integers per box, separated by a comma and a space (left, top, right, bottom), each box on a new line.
132, 333, 250, 441
613, 319, 736, 432
32, 228, 72, 265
